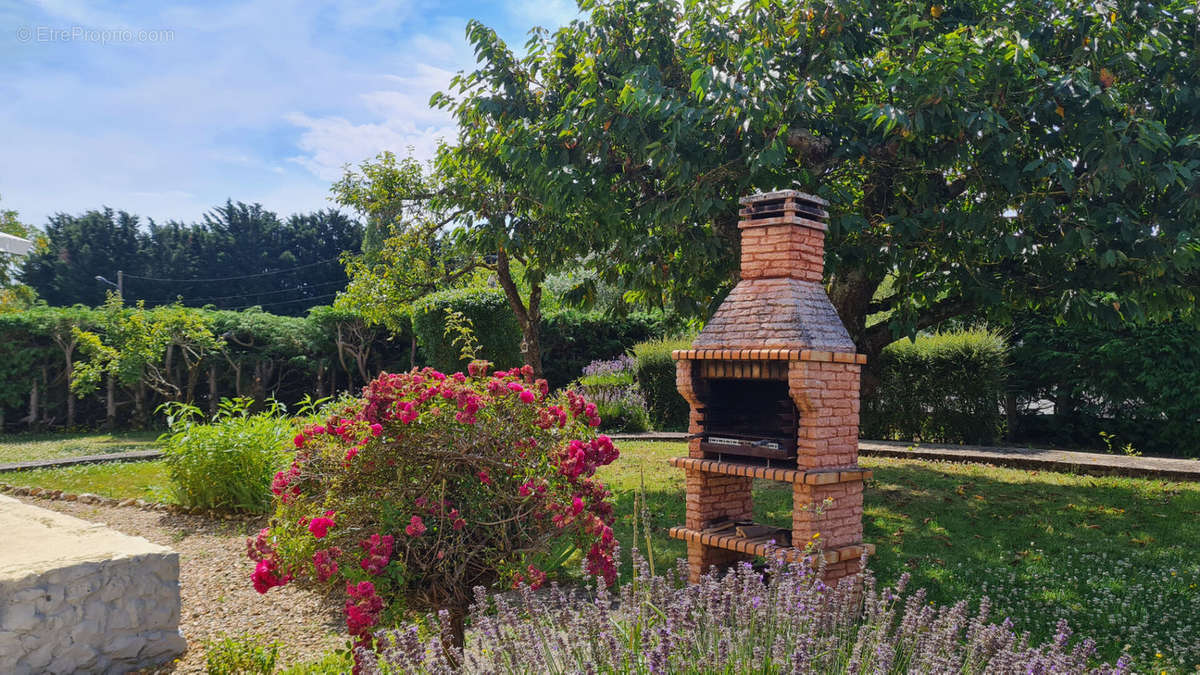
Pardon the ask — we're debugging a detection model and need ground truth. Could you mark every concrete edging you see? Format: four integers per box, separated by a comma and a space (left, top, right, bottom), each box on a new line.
610, 433, 1200, 482
0, 449, 163, 473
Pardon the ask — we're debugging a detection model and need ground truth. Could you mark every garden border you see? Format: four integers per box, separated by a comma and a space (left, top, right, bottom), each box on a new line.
611, 433, 1200, 482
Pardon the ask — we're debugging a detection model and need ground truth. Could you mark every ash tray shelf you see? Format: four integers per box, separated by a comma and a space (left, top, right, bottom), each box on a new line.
669, 456, 872, 486
669, 526, 873, 564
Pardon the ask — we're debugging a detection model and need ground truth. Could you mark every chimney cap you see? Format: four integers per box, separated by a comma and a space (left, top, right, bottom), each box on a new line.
739, 189, 828, 207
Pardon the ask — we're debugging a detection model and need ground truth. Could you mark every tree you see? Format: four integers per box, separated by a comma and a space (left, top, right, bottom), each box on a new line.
74, 295, 223, 425
0, 196, 37, 290
444, 0, 1200, 385
331, 152, 483, 339
21, 209, 144, 306
19, 203, 362, 314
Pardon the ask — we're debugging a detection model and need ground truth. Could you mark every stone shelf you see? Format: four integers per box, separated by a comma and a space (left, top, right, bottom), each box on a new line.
669, 525, 874, 564
669, 456, 872, 486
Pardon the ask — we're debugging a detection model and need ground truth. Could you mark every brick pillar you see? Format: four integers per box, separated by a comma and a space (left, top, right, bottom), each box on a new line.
789, 359, 864, 580
675, 359, 707, 459
788, 360, 861, 469
793, 481, 865, 549
684, 469, 754, 582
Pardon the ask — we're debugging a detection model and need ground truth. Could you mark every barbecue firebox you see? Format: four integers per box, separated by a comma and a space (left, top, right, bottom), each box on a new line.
668, 190, 873, 583
695, 379, 797, 460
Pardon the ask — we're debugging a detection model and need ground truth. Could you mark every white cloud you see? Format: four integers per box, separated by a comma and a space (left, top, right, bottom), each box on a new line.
287, 112, 456, 180
1, 0, 583, 226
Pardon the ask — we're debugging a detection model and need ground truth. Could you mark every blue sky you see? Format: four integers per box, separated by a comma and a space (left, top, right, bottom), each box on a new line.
0, 0, 581, 228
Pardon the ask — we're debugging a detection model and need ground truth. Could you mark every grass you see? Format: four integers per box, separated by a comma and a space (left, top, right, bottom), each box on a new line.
0, 459, 170, 501
600, 441, 1200, 670
4, 436, 1198, 669
0, 430, 159, 465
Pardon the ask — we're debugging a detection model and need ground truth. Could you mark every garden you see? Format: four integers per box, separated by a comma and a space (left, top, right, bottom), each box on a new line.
3, 402, 1199, 672
2, 0, 1199, 673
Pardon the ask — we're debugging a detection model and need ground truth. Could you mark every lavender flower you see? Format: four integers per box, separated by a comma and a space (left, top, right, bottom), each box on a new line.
363, 550, 1131, 674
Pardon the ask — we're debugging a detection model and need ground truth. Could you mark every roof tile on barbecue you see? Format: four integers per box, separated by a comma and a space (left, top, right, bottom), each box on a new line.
692, 278, 856, 352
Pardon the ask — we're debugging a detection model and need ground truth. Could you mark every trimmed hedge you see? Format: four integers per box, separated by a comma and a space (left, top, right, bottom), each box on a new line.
632, 335, 696, 432
1009, 316, 1200, 456
411, 288, 523, 374
540, 311, 676, 390
863, 329, 1008, 445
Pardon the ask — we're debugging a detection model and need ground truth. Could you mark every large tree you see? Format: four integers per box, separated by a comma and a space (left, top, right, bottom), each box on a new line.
442, 0, 1200, 385
20, 203, 362, 314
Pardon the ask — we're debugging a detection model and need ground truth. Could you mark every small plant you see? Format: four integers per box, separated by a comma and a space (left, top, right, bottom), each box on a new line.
158, 397, 294, 512
1099, 430, 1142, 457
278, 648, 356, 674
203, 634, 279, 675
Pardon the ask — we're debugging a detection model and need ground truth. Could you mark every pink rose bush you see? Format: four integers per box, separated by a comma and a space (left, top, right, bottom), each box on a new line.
246, 362, 619, 653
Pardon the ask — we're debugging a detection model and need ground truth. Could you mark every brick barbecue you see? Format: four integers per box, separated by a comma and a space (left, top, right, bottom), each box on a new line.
668, 190, 873, 583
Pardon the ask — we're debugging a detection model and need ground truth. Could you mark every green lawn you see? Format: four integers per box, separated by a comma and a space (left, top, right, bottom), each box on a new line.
0, 430, 159, 465
601, 441, 1200, 670
3, 437, 1197, 669
0, 460, 170, 501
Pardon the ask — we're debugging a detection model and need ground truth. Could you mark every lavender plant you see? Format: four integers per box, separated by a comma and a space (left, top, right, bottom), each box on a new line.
575, 355, 650, 432
360, 552, 1131, 674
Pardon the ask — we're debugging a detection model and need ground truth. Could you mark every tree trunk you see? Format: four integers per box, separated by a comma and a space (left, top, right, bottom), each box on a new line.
64, 350, 75, 428
209, 366, 219, 416
316, 363, 327, 398
829, 268, 886, 398
1005, 390, 1019, 441
27, 378, 39, 428
135, 383, 147, 429
441, 608, 467, 667
410, 333, 417, 370
494, 248, 544, 377
41, 367, 51, 426
106, 375, 116, 430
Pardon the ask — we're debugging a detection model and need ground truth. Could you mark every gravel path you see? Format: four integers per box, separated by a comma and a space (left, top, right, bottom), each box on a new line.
13, 497, 346, 673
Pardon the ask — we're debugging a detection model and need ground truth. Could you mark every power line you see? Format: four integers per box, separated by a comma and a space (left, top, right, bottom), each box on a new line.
138, 278, 350, 306
228, 291, 342, 312
123, 256, 342, 283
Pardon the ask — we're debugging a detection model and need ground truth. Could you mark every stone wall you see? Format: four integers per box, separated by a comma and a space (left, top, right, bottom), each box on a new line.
0, 495, 186, 674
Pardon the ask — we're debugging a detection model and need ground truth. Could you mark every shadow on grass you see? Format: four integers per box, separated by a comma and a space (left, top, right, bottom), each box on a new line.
602, 443, 1200, 665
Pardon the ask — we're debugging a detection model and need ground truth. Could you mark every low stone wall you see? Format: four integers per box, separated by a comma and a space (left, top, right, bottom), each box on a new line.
0, 495, 186, 674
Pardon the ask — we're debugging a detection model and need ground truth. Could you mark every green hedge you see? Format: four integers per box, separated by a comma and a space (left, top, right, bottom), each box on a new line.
632, 335, 696, 432
411, 288, 523, 374
863, 329, 1008, 445
540, 311, 675, 390
1009, 316, 1200, 456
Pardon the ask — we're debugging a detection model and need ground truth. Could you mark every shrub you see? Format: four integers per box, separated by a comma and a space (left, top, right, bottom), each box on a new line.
248, 363, 620, 657
575, 355, 650, 433
157, 397, 295, 512
540, 311, 677, 390
365, 553, 1130, 674
863, 329, 1008, 444
203, 633, 279, 675
278, 650, 356, 675
632, 335, 695, 431
1009, 315, 1200, 456
411, 289, 522, 373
